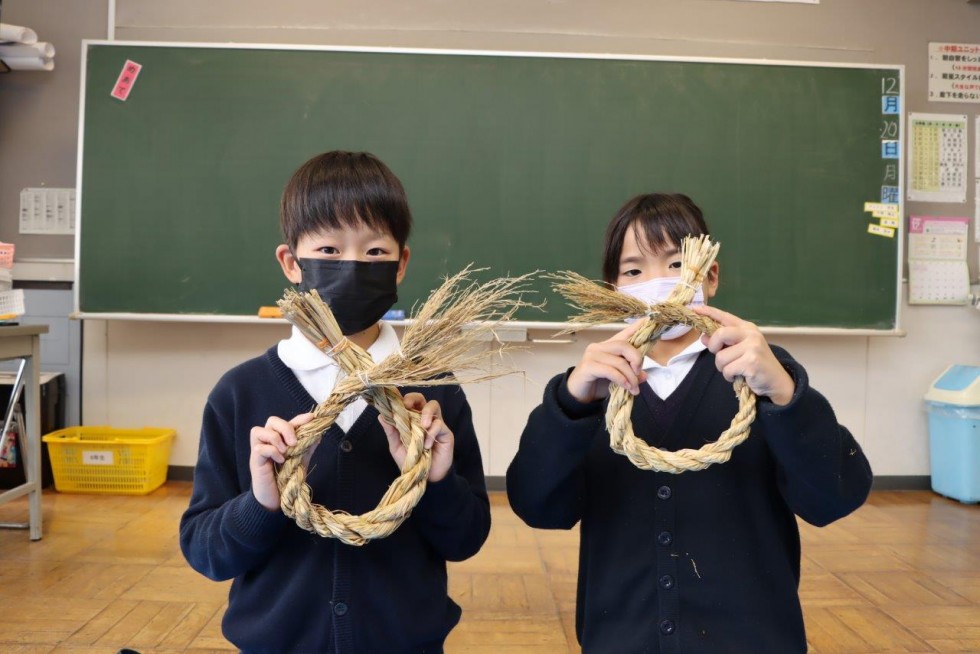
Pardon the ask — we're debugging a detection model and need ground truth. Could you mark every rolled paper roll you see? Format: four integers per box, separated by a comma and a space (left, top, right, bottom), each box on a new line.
0, 23, 39, 44
0, 41, 55, 59
2, 57, 54, 71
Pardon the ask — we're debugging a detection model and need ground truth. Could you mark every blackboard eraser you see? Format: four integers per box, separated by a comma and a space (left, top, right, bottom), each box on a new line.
258, 306, 282, 318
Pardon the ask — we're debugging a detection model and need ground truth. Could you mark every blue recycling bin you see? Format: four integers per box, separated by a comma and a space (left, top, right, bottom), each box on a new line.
924, 365, 980, 504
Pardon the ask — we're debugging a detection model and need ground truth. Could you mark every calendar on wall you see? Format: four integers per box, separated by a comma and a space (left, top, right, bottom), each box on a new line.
909, 260, 970, 304
907, 113, 968, 203
908, 215, 971, 304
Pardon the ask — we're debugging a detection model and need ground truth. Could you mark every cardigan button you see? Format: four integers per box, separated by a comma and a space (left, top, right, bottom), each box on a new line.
657, 531, 673, 546
657, 485, 672, 500
659, 619, 675, 635
339, 439, 353, 453
333, 601, 349, 616
659, 574, 675, 589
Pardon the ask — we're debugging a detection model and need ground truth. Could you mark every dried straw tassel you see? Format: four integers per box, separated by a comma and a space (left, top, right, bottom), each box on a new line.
276, 267, 535, 544
551, 235, 757, 473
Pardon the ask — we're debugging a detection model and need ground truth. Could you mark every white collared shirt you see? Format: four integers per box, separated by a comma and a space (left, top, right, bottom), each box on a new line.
277, 322, 401, 432
642, 338, 708, 400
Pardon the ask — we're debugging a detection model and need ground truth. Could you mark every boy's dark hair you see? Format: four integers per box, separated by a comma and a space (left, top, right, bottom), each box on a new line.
280, 151, 413, 251
601, 193, 709, 283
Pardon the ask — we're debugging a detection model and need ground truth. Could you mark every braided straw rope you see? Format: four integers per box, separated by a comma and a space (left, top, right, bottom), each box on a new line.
276, 269, 533, 545
552, 235, 757, 473
274, 304, 430, 545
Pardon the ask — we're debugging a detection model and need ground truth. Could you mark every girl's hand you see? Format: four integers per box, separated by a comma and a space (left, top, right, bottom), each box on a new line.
380, 393, 454, 483
693, 305, 795, 405
249, 412, 314, 511
565, 321, 646, 403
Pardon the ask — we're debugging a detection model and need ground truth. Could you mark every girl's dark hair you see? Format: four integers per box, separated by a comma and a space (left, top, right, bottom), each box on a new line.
601, 193, 709, 283
280, 151, 413, 250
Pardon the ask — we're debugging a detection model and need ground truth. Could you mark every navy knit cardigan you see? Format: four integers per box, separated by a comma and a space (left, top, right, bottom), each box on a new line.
507, 347, 872, 654
180, 347, 491, 654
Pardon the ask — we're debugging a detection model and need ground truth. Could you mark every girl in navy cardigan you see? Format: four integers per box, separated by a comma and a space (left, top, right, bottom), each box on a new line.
507, 193, 872, 654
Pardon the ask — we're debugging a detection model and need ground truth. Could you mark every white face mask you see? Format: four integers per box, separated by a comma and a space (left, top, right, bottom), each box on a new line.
618, 276, 704, 340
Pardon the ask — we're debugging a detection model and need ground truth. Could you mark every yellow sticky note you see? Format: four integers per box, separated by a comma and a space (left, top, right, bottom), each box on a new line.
867, 223, 895, 238
864, 202, 899, 219
879, 217, 899, 228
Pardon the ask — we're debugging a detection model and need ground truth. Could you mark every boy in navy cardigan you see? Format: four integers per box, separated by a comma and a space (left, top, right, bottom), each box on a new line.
180, 151, 491, 653
507, 193, 872, 654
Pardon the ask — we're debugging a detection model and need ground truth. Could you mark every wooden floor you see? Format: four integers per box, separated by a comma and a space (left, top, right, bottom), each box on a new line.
0, 485, 977, 653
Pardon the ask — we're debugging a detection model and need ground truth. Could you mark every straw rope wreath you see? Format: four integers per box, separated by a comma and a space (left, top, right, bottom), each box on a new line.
276, 268, 532, 545
551, 235, 757, 473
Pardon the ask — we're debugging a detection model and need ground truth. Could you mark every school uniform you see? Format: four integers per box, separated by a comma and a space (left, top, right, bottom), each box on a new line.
506, 344, 872, 654
180, 323, 491, 654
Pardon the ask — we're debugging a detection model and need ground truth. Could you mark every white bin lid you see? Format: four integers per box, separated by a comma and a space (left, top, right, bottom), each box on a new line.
925, 364, 980, 406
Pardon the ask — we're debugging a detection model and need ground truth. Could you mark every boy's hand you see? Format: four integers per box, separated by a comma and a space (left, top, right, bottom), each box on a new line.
249, 412, 314, 511
566, 321, 646, 403
379, 393, 454, 483
692, 305, 796, 406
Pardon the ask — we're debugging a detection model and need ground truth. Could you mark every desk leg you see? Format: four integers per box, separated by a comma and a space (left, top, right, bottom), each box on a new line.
25, 338, 41, 540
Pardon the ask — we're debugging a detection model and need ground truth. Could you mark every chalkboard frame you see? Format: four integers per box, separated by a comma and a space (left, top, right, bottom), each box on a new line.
74, 40, 905, 335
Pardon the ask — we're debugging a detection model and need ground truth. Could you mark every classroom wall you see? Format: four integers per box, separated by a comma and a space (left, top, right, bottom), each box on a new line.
3, 0, 979, 480
79, 302, 977, 480
0, 0, 103, 258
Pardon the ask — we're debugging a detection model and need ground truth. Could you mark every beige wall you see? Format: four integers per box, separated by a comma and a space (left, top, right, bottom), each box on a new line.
3, 0, 980, 478
0, 0, 105, 258
80, 300, 977, 478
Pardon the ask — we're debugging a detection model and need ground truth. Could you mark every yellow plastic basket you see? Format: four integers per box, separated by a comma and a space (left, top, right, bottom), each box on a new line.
42, 426, 175, 495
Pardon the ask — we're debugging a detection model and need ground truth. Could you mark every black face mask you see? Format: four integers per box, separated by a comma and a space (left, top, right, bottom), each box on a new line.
296, 259, 399, 335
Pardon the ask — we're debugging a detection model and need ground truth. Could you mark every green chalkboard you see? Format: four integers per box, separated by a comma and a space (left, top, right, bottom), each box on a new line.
79, 42, 902, 329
